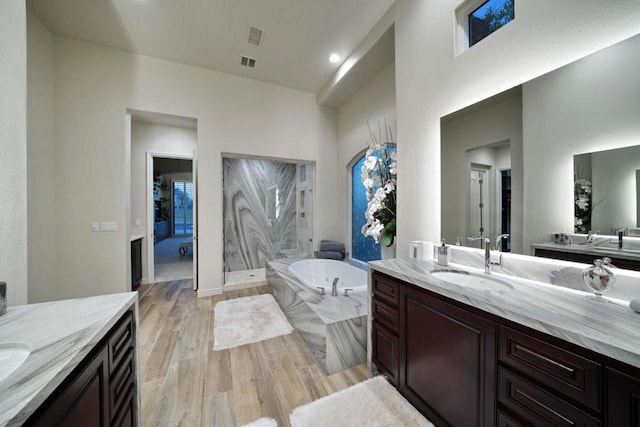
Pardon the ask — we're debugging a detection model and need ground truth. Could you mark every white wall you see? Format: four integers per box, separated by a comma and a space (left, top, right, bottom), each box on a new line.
130, 121, 196, 283
336, 62, 396, 251
395, 0, 640, 257
441, 92, 523, 253
51, 37, 338, 299
522, 33, 640, 251
27, 12, 56, 303
0, 0, 28, 306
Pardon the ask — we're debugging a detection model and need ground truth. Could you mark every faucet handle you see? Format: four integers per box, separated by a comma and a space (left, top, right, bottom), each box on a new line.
343, 288, 354, 297
316, 286, 326, 296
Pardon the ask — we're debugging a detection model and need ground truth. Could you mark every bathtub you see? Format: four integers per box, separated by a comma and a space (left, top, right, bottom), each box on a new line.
288, 259, 367, 294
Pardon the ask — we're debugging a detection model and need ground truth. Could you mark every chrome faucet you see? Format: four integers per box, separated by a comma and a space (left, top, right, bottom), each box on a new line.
494, 234, 509, 251
0, 282, 6, 316
468, 236, 504, 274
331, 278, 339, 297
618, 228, 625, 249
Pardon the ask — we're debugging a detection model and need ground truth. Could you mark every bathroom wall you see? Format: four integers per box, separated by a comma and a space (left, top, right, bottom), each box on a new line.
336, 62, 396, 253
27, 11, 56, 303
394, 0, 640, 256
223, 158, 298, 272
47, 36, 338, 298
130, 120, 196, 283
1, 0, 28, 305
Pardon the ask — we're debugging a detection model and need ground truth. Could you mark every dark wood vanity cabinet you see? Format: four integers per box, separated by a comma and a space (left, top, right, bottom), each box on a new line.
400, 284, 496, 427
534, 247, 640, 272
370, 270, 640, 427
27, 308, 138, 427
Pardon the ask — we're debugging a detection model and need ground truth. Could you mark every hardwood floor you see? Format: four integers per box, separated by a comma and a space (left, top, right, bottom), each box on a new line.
138, 280, 373, 427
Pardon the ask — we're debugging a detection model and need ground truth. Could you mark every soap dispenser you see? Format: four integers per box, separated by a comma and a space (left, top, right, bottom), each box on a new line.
437, 240, 450, 266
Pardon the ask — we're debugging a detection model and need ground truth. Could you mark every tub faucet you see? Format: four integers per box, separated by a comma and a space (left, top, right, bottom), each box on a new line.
494, 234, 509, 251
331, 278, 339, 297
618, 228, 625, 249
0, 282, 6, 316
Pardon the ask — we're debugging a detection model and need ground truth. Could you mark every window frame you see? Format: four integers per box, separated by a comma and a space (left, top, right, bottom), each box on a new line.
454, 0, 514, 56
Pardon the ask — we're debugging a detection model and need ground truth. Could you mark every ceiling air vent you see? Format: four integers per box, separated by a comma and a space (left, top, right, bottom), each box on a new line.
248, 27, 263, 46
241, 56, 256, 68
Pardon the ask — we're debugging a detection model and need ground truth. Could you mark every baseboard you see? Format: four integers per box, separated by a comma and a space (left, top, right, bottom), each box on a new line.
140, 277, 150, 285
223, 280, 268, 292
197, 288, 223, 298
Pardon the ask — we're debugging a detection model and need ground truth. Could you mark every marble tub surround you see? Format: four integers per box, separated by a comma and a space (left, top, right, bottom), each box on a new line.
369, 257, 640, 370
450, 244, 640, 301
0, 292, 138, 427
267, 258, 367, 374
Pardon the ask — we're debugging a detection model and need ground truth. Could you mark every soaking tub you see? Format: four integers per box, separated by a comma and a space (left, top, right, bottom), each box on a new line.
288, 259, 367, 294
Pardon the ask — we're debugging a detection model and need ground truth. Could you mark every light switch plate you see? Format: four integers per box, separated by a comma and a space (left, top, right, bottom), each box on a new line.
100, 222, 118, 232
135, 219, 141, 227
91, 222, 100, 232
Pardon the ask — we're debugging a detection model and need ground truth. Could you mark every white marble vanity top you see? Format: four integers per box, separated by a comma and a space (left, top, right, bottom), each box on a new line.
0, 292, 137, 427
533, 241, 640, 261
369, 257, 640, 369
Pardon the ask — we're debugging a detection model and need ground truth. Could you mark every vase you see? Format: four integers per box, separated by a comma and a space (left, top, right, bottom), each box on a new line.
380, 241, 396, 260
582, 258, 615, 300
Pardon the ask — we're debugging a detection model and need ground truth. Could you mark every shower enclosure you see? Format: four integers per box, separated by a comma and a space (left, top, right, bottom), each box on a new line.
222, 156, 314, 285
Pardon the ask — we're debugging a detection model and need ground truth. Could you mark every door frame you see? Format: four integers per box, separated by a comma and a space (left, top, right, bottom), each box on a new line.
146, 152, 196, 287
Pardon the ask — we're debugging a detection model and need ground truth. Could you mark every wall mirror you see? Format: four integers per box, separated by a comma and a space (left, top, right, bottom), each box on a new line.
441, 32, 640, 255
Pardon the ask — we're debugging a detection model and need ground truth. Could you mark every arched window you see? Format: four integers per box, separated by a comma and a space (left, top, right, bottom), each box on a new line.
350, 152, 381, 262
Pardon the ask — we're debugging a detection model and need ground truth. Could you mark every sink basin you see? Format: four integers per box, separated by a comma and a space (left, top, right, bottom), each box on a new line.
431, 270, 513, 292
0, 343, 31, 384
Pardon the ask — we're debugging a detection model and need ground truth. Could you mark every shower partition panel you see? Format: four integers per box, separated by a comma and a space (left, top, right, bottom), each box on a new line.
222, 157, 314, 281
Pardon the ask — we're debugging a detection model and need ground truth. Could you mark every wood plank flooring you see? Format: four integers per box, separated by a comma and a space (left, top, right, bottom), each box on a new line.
138, 280, 373, 427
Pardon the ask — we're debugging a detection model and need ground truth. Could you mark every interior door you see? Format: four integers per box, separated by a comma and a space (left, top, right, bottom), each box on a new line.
146, 153, 155, 285
192, 148, 198, 291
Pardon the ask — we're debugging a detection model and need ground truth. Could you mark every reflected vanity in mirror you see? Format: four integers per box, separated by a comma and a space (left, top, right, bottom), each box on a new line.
441, 32, 640, 256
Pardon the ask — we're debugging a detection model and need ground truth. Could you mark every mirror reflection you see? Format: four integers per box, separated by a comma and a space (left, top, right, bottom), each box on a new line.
441, 33, 640, 255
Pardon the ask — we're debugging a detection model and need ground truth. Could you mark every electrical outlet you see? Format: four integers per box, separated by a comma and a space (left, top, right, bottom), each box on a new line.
135, 219, 142, 227
100, 222, 118, 232
91, 222, 100, 232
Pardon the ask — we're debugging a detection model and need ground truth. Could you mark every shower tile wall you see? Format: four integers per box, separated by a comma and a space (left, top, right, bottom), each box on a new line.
223, 158, 297, 272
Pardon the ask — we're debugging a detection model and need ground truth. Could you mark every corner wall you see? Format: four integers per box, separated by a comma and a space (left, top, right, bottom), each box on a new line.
336, 62, 396, 253
0, 0, 28, 305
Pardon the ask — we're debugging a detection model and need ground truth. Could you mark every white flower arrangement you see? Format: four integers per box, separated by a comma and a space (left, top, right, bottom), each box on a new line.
361, 122, 397, 247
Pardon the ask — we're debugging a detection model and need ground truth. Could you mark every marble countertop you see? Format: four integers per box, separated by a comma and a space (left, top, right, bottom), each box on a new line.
0, 292, 138, 427
369, 257, 640, 369
130, 234, 144, 242
533, 241, 640, 261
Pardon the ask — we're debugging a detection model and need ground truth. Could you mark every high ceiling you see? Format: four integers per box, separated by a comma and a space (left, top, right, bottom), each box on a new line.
27, 0, 395, 94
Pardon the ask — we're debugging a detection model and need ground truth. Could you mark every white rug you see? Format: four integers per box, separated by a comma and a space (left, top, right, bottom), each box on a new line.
290, 377, 434, 427
241, 417, 278, 427
213, 294, 293, 350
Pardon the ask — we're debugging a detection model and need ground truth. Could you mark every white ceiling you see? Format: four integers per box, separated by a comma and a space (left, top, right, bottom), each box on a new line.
27, 0, 395, 94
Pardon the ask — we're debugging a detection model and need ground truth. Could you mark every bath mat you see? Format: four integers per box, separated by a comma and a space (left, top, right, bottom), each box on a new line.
241, 417, 278, 427
290, 376, 434, 427
213, 294, 293, 350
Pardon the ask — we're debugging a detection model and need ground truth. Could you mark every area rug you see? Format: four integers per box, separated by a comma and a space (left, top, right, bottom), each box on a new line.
213, 294, 293, 350
241, 417, 278, 427
290, 376, 434, 427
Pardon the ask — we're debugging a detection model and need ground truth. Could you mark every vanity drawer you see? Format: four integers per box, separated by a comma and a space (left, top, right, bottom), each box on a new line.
372, 298, 399, 333
499, 326, 601, 411
372, 273, 399, 307
498, 367, 601, 427
108, 311, 134, 375
110, 348, 135, 420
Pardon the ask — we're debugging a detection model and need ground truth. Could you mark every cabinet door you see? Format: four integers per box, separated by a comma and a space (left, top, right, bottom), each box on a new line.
399, 285, 497, 427
32, 346, 109, 427
130, 239, 142, 291
607, 367, 640, 427
372, 320, 399, 385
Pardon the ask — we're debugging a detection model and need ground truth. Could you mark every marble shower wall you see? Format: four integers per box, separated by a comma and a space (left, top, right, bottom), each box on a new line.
223, 158, 298, 272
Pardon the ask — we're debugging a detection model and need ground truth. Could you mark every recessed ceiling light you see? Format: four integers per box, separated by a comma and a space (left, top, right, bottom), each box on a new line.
329, 53, 341, 63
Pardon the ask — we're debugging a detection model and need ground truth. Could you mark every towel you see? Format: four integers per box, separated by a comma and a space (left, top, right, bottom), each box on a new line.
320, 240, 345, 253
314, 250, 345, 260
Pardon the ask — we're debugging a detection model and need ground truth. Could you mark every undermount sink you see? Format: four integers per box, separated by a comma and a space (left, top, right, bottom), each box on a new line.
431, 270, 514, 292
0, 343, 31, 384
